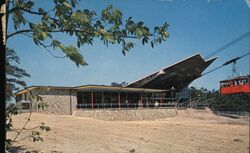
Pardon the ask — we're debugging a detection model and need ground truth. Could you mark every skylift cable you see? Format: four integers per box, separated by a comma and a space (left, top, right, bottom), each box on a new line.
205, 31, 250, 60
201, 52, 250, 76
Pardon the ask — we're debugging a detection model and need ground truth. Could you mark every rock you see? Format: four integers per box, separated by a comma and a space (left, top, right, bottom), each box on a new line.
233, 138, 241, 142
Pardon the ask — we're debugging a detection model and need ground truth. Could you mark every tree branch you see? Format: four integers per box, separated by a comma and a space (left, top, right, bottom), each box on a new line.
13, 125, 41, 142
8, 6, 60, 26
39, 42, 67, 59
7, 29, 32, 39
8, 7, 44, 15
16, 134, 30, 142
91, 16, 101, 21
12, 108, 32, 143
7, 28, 139, 41
21, 33, 67, 59
49, 28, 139, 39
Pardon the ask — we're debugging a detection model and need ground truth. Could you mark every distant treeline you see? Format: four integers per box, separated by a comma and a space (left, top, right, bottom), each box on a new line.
189, 87, 250, 112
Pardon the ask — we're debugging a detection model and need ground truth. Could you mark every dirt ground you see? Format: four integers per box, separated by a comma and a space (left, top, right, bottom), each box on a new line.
7, 109, 249, 153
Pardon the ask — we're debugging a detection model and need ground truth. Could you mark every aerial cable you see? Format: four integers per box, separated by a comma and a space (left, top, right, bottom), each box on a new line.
189, 31, 250, 79
201, 52, 250, 76
205, 31, 250, 60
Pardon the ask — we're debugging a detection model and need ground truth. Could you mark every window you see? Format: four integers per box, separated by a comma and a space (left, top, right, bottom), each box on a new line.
24, 93, 27, 100
22, 103, 30, 110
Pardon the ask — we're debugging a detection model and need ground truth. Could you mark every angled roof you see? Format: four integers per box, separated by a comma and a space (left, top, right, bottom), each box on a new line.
14, 54, 216, 95
13, 86, 74, 95
14, 85, 167, 95
75, 85, 167, 93
127, 54, 217, 91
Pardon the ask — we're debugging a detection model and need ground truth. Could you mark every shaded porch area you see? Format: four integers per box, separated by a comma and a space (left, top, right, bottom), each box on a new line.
75, 85, 168, 109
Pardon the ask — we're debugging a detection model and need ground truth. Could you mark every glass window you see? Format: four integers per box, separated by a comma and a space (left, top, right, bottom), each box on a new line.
22, 103, 30, 110
24, 93, 27, 100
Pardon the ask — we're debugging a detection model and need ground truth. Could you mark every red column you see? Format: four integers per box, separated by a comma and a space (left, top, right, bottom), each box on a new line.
118, 92, 120, 109
91, 91, 94, 110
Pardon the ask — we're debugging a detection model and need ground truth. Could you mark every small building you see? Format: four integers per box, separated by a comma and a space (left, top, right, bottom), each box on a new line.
14, 54, 216, 114
14, 85, 167, 114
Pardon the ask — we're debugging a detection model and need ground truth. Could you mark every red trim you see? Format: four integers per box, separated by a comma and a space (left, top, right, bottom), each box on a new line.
220, 84, 250, 95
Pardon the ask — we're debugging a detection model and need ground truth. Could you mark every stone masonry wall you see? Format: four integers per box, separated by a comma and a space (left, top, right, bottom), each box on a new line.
73, 109, 178, 121
36, 89, 77, 115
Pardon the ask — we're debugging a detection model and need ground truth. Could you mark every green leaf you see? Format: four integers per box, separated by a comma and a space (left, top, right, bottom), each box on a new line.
5, 139, 13, 150
63, 2, 72, 9
52, 40, 61, 49
29, 23, 35, 29
151, 42, 154, 48
38, 8, 45, 14
135, 29, 143, 38
61, 45, 88, 67
9, 1, 170, 68
122, 49, 126, 56
42, 14, 50, 21
142, 37, 148, 45
40, 32, 47, 40
137, 21, 144, 26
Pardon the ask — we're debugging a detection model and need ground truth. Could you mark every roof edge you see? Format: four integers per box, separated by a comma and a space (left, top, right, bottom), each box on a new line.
127, 53, 204, 86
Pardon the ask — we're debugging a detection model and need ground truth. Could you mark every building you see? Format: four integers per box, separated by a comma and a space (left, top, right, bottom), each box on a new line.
14, 54, 216, 114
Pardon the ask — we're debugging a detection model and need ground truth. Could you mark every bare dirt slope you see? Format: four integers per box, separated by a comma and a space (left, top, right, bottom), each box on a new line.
7, 109, 249, 153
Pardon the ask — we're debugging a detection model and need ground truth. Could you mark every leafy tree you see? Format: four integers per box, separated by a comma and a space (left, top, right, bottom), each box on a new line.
189, 86, 204, 99
6, 47, 30, 102
210, 90, 250, 112
6, 0, 169, 67
188, 87, 250, 112
5, 48, 50, 151
6, 90, 51, 151
111, 81, 128, 87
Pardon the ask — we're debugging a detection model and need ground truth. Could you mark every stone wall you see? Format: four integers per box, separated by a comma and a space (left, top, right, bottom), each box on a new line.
36, 89, 77, 115
73, 108, 178, 121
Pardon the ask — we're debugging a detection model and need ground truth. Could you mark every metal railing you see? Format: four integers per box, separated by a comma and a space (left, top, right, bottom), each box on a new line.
76, 102, 179, 110
17, 100, 31, 103
213, 110, 249, 119
177, 97, 201, 108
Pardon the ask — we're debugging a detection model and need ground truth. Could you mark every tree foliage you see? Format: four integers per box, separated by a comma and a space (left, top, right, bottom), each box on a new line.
5, 48, 50, 151
5, 87, 51, 151
6, 0, 169, 67
189, 87, 250, 112
111, 81, 128, 87
211, 91, 250, 112
6, 47, 30, 101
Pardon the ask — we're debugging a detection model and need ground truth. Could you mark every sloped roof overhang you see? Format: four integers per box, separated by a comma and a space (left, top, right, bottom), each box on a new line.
74, 85, 167, 93
127, 53, 217, 91
13, 85, 167, 96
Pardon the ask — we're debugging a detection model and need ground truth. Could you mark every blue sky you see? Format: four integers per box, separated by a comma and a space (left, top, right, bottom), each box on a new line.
7, 0, 250, 91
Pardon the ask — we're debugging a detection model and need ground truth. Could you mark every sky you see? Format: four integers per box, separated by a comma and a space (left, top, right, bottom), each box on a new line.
7, 0, 250, 91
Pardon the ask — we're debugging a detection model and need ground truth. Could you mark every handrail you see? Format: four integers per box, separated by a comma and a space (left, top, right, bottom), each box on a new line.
76, 101, 180, 109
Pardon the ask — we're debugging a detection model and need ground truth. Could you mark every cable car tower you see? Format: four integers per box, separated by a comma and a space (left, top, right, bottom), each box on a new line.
228, 57, 240, 79
231, 60, 239, 78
